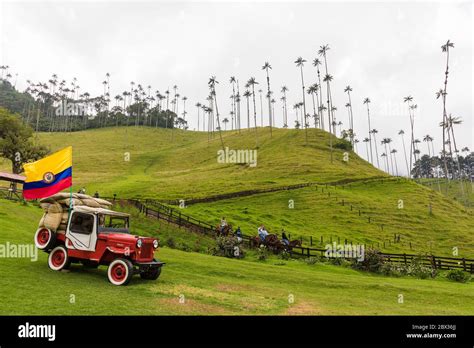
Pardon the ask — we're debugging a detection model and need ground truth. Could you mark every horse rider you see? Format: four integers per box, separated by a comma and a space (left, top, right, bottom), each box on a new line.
235, 226, 243, 242
258, 225, 268, 242
281, 230, 290, 246
220, 217, 228, 234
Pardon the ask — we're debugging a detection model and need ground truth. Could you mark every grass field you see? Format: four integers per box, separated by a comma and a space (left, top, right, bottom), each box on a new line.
0, 199, 473, 315
420, 179, 474, 208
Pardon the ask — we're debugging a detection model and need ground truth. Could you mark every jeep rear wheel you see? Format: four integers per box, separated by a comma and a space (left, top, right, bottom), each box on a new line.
107, 259, 133, 286
140, 266, 161, 280
34, 228, 56, 251
48, 246, 70, 271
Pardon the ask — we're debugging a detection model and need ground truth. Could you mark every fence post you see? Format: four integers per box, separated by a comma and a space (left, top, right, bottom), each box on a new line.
368, 217, 371, 223
310, 236, 313, 246
403, 253, 407, 264
463, 258, 466, 271
358, 210, 361, 216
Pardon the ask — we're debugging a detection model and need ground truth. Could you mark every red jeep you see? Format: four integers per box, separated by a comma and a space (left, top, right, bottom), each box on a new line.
34, 206, 164, 285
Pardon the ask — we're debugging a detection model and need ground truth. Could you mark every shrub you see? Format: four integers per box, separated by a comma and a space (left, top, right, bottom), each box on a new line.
257, 245, 268, 261
165, 237, 176, 249
279, 250, 291, 261
214, 236, 243, 258
351, 249, 385, 273
333, 139, 352, 151
446, 269, 471, 283
304, 257, 319, 265
406, 256, 437, 279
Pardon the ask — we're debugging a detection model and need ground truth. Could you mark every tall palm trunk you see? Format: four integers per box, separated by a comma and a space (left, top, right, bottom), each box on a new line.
265, 70, 272, 136
251, 86, 258, 148
366, 105, 373, 164
299, 67, 308, 144
400, 133, 410, 176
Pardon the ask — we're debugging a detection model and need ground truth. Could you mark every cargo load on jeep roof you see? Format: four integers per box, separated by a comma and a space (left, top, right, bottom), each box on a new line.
38, 193, 113, 234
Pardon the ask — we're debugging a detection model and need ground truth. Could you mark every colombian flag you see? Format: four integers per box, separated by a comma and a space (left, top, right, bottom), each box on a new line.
22, 146, 72, 200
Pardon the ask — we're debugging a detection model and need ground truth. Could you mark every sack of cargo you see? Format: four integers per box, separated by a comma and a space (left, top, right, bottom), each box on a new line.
60, 212, 69, 224
47, 202, 63, 214
58, 198, 84, 207
81, 198, 101, 208
40, 203, 51, 212
43, 213, 62, 231
56, 229, 66, 235
39, 192, 71, 203
76, 193, 90, 199
94, 198, 112, 206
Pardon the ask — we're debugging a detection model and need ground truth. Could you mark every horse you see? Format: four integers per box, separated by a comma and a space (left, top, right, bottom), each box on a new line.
215, 224, 233, 237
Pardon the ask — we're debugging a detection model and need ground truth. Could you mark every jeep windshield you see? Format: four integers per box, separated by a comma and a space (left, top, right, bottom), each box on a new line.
98, 214, 130, 234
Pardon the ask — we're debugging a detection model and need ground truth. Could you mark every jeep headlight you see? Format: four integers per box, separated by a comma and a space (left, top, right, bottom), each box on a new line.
136, 239, 143, 248
153, 240, 159, 249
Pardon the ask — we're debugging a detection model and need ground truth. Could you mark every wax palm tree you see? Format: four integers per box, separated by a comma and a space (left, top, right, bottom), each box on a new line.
307, 84, 318, 128
344, 85, 355, 146
398, 130, 410, 176
370, 129, 380, 168
243, 89, 251, 129
386, 138, 394, 174
391, 149, 399, 176
222, 118, 229, 130
446, 115, 465, 194
208, 76, 225, 150
363, 98, 374, 164
196, 102, 202, 131
293, 103, 300, 127
318, 45, 333, 134
230, 76, 237, 130
258, 89, 264, 126
381, 153, 388, 173
363, 138, 370, 161
247, 77, 259, 148
262, 62, 273, 136
354, 138, 359, 154
438, 40, 455, 180
423, 135, 433, 156
313, 58, 324, 130
295, 57, 308, 143
281, 86, 289, 127
404, 95, 415, 176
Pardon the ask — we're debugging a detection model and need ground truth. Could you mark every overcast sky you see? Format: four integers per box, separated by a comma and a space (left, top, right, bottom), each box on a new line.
0, 1, 472, 172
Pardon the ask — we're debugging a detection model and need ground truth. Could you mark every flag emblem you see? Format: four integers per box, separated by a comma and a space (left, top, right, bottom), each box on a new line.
43, 172, 55, 184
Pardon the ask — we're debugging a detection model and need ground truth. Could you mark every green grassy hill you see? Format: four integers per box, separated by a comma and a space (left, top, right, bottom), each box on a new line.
26, 126, 385, 199
1, 126, 471, 257
0, 199, 473, 315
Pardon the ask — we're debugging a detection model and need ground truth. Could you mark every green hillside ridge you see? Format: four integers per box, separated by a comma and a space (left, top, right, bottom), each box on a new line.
7, 126, 386, 199
0, 199, 473, 315
1, 126, 471, 257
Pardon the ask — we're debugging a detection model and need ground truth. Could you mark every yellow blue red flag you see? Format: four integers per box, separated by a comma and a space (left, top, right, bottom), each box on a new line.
22, 146, 72, 200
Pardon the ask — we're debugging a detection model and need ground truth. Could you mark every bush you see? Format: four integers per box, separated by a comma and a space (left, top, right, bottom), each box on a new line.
304, 256, 319, 265
165, 237, 176, 249
406, 256, 437, 279
257, 245, 268, 261
279, 250, 291, 261
214, 236, 243, 258
351, 249, 385, 273
446, 269, 471, 283
333, 139, 352, 151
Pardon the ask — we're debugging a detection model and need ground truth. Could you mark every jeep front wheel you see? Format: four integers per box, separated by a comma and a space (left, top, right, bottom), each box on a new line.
140, 266, 161, 280
107, 259, 133, 286
48, 246, 70, 271
34, 228, 56, 251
